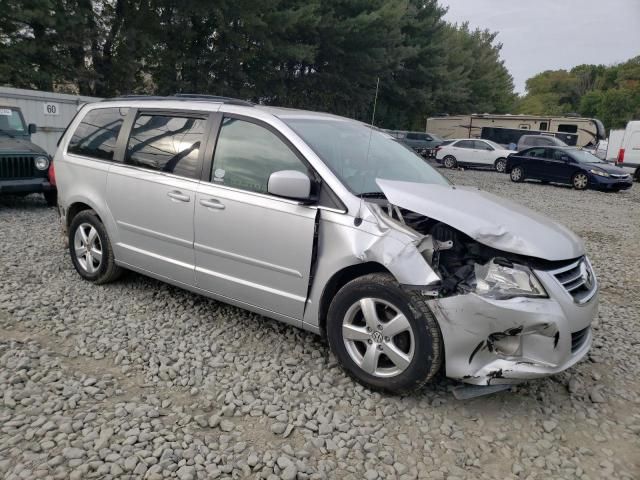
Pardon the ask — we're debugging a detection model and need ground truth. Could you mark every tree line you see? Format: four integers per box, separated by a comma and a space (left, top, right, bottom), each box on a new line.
516, 56, 640, 130
0, 0, 515, 130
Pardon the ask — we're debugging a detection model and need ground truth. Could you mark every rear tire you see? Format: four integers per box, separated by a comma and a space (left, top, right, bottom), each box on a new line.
635, 168, 640, 182
326, 273, 443, 394
494, 158, 507, 173
510, 166, 524, 182
69, 210, 122, 284
572, 172, 589, 190
443, 156, 457, 169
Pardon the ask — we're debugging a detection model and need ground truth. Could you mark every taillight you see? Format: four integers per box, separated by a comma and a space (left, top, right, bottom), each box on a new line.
617, 148, 625, 163
48, 161, 56, 186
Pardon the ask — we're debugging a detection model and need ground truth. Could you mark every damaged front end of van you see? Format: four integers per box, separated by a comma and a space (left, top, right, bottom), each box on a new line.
361, 179, 598, 386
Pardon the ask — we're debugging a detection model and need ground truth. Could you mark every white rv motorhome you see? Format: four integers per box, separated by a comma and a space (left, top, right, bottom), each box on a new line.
426, 114, 605, 148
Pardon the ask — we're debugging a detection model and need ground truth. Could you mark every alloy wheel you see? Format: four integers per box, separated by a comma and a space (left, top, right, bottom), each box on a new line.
511, 167, 523, 181
342, 298, 415, 378
495, 159, 506, 173
573, 173, 588, 190
443, 156, 456, 169
73, 223, 103, 274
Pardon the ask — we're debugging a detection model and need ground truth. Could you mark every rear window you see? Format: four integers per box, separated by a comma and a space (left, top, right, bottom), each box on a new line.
68, 108, 128, 161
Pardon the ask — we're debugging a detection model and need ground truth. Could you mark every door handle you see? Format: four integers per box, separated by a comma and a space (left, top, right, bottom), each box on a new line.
167, 190, 190, 202
200, 198, 225, 210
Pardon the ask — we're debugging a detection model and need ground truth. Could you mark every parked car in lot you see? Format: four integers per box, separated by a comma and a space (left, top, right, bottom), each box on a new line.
435, 138, 516, 172
507, 146, 633, 191
55, 96, 597, 393
517, 134, 567, 151
386, 130, 443, 157
0, 105, 56, 205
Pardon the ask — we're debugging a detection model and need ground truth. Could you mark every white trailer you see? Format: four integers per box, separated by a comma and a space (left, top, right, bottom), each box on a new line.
0, 87, 101, 156
605, 129, 625, 161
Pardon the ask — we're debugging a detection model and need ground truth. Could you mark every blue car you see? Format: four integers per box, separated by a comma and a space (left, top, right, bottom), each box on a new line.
506, 146, 633, 191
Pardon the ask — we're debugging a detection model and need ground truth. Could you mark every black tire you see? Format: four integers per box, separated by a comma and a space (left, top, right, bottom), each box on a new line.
572, 172, 589, 190
68, 210, 122, 284
494, 158, 507, 173
510, 166, 524, 182
634, 168, 640, 182
43, 191, 57, 207
443, 155, 457, 169
326, 273, 443, 394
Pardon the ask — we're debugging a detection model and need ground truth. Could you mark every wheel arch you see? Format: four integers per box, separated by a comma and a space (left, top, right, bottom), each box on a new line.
318, 262, 392, 338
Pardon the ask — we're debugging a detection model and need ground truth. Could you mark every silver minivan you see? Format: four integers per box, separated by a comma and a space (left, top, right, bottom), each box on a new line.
55, 96, 598, 393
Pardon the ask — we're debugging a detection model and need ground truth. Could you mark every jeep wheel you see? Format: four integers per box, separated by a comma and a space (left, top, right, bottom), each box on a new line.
69, 210, 122, 284
327, 273, 443, 394
443, 156, 457, 169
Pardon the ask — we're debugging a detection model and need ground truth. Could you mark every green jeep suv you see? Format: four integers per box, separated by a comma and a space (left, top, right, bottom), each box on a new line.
0, 105, 56, 206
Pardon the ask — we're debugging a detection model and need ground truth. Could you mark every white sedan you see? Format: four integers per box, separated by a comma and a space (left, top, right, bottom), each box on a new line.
435, 139, 516, 172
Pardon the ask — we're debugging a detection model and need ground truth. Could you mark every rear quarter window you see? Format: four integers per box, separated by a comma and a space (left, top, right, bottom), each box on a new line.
68, 108, 129, 161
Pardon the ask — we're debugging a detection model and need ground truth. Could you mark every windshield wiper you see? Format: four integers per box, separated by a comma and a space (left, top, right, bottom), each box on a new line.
0, 129, 16, 139
358, 191, 387, 198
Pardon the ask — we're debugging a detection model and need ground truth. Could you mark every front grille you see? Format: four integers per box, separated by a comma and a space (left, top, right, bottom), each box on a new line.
571, 327, 590, 353
0, 156, 35, 179
549, 258, 597, 304
610, 173, 629, 179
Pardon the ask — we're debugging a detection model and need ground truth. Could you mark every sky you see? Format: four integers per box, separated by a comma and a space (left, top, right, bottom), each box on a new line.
441, 0, 640, 94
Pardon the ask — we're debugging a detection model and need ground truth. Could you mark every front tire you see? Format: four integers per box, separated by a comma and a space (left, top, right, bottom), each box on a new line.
326, 273, 443, 394
572, 172, 589, 190
443, 156, 457, 169
510, 166, 524, 182
68, 210, 122, 284
494, 158, 507, 173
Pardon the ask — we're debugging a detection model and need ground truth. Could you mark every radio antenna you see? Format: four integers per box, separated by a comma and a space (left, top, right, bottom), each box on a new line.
354, 77, 380, 226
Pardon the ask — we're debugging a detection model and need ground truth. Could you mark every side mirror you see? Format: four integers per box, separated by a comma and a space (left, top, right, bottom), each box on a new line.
28, 123, 37, 134
267, 170, 312, 200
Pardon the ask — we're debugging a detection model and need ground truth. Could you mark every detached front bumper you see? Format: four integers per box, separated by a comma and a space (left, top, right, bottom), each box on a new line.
428, 259, 598, 385
0, 178, 54, 195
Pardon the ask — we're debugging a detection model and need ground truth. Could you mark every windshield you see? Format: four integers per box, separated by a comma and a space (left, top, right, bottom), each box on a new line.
570, 149, 604, 164
0, 107, 26, 133
284, 118, 451, 195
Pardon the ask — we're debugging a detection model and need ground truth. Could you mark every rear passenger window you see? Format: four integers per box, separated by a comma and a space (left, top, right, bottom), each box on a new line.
212, 118, 309, 194
456, 140, 475, 149
125, 114, 205, 179
68, 108, 128, 161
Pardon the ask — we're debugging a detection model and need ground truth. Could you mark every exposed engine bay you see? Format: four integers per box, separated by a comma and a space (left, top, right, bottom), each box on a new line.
379, 202, 553, 300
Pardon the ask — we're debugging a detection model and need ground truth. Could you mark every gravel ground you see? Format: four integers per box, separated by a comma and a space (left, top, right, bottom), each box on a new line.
1, 169, 639, 480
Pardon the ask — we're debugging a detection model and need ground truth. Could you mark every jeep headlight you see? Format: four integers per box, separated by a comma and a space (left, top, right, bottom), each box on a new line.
474, 260, 547, 300
589, 168, 609, 177
34, 156, 49, 170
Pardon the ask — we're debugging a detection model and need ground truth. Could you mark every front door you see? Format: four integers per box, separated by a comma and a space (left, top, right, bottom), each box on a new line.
194, 116, 317, 320
107, 111, 208, 286
473, 140, 495, 166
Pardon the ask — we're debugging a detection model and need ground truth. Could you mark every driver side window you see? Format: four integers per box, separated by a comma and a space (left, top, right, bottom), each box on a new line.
212, 118, 309, 194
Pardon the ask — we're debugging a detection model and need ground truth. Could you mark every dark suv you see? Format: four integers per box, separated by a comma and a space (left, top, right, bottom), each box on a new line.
0, 106, 56, 205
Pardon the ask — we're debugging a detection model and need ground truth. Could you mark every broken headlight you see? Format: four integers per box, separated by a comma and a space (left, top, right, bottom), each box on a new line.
474, 260, 547, 300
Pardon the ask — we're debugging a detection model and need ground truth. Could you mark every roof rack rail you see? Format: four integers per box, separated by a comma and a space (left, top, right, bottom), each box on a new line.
104, 94, 254, 107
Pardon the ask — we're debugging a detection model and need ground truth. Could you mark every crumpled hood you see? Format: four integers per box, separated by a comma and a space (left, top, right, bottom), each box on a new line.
376, 179, 585, 261
0, 137, 47, 156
